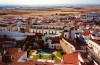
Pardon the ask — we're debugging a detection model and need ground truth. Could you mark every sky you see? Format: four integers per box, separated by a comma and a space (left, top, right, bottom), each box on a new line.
0, 0, 100, 6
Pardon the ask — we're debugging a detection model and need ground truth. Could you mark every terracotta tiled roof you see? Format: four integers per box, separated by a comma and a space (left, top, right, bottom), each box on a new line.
63, 38, 81, 50
81, 30, 91, 36
91, 39, 100, 46
3, 41, 14, 45
0, 61, 7, 65
59, 64, 76, 65
10, 61, 54, 65
12, 52, 25, 62
10, 62, 35, 65
80, 62, 86, 65
0, 41, 4, 45
63, 52, 79, 65
75, 18, 83, 23
0, 41, 13, 46
64, 38, 72, 43
7, 48, 19, 55
35, 33, 43, 38
49, 37, 60, 44
42, 23, 64, 27
80, 52, 88, 59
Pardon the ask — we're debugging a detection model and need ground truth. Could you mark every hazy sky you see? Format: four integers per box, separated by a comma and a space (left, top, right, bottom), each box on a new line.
0, 0, 100, 5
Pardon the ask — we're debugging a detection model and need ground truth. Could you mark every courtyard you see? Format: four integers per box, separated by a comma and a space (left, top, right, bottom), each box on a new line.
29, 49, 63, 62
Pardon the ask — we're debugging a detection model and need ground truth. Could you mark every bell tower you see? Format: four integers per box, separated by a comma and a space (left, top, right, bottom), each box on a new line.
26, 17, 32, 32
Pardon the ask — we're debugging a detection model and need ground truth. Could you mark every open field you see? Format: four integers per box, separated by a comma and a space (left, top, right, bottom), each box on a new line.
0, 6, 100, 18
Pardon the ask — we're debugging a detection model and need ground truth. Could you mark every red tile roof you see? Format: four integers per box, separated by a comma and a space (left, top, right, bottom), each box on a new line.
63, 38, 81, 50
63, 52, 79, 65
59, 63, 77, 65
0, 61, 7, 65
7, 48, 19, 55
10, 62, 35, 65
49, 37, 60, 44
80, 52, 88, 59
0, 42, 4, 46
64, 38, 72, 43
42, 23, 64, 27
10, 61, 54, 65
12, 52, 25, 62
81, 30, 91, 36
0, 41, 13, 46
80, 62, 86, 65
91, 39, 100, 46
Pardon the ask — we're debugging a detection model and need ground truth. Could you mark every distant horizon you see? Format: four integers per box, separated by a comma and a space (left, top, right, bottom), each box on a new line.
0, 0, 100, 7
0, 4, 100, 7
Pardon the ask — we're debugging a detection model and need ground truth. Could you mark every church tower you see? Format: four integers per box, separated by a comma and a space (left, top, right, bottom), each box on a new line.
26, 17, 32, 32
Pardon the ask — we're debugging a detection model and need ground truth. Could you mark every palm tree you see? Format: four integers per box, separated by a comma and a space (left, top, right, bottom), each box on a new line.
39, 54, 42, 59
51, 54, 55, 60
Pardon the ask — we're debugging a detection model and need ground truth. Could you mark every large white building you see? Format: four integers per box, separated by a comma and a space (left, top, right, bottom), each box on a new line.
30, 23, 64, 35
86, 39, 100, 56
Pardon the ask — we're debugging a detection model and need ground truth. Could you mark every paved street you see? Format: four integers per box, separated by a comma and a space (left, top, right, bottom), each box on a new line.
60, 40, 71, 54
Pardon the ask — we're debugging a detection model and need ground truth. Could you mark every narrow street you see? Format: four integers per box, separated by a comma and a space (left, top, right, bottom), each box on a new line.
60, 40, 71, 54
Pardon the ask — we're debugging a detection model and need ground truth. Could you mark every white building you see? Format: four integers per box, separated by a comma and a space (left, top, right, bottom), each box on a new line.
86, 39, 100, 56
86, 13, 100, 21
30, 23, 64, 35
44, 34, 61, 50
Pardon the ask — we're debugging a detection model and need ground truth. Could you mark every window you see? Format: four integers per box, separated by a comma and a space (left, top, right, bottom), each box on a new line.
65, 34, 67, 37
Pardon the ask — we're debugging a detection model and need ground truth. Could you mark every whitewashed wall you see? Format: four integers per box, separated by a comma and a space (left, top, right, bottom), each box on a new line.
86, 40, 100, 56
62, 38, 76, 52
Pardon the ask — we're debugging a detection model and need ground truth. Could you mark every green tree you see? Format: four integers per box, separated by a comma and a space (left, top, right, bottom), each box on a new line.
39, 54, 42, 59
51, 54, 55, 60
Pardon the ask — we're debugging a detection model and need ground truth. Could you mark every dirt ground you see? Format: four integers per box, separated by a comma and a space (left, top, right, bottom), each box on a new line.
0, 6, 100, 18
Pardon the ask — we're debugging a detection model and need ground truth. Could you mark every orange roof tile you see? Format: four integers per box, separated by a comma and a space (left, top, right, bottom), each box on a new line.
50, 37, 60, 44
80, 53, 88, 59
12, 52, 25, 62
92, 39, 100, 46
0, 61, 7, 65
81, 31, 91, 36
59, 63, 77, 65
7, 48, 19, 55
11, 61, 54, 65
63, 52, 79, 65
10, 62, 35, 65
63, 38, 81, 50
41, 23, 64, 27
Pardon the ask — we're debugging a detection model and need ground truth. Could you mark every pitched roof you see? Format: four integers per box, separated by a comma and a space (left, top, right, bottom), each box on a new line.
63, 52, 79, 65
91, 39, 100, 46
12, 52, 25, 62
49, 37, 60, 44
0, 61, 7, 65
80, 52, 88, 59
7, 48, 19, 55
60, 64, 76, 65
63, 38, 82, 50
10, 62, 35, 65
10, 61, 54, 65
81, 30, 91, 36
